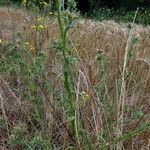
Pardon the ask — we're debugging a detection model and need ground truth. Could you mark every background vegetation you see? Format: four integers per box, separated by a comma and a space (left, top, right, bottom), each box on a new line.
1, 0, 150, 25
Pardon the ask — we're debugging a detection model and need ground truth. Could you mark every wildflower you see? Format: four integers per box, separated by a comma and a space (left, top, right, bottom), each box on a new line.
22, 0, 27, 4
43, 2, 48, 7
79, 91, 89, 107
38, 25, 45, 30
81, 91, 86, 95
85, 94, 89, 98
30, 47, 34, 51
81, 91, 89, 98
49, 12, 53, 15
0, 39, 2, 44
136, 33, 140, 38
30, 46, 35, 53
25, 42, 29, 45
37, 17, 44, 22
31, 25, 37, 30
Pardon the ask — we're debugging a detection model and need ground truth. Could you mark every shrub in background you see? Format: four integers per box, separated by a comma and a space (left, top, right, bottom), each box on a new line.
0, 0, 12, 6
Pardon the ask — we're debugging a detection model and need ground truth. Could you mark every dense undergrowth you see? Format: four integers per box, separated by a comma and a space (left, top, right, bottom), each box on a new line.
0, 1, 150, 150
1, 0, 150, 26
87, 7, 150, 26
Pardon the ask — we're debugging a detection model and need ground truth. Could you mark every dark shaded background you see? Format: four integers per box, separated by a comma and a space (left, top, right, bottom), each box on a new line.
77, 0, 150, 12
9, 0, 150, 12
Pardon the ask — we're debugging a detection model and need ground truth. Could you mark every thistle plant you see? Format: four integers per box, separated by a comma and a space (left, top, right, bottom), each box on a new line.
55, 0, 78, 139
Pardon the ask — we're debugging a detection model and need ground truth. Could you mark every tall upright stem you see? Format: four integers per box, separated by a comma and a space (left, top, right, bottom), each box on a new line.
56, 0, 75, 136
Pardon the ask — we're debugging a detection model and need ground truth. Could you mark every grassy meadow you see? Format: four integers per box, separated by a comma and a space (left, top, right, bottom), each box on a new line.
0, 3, 150, 150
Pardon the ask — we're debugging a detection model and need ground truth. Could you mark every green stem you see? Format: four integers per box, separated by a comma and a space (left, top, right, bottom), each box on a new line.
56, 0, 75, 136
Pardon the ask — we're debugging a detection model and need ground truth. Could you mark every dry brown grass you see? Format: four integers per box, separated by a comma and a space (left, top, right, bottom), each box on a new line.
1, 7, 149, 84
0, 7, 150, 149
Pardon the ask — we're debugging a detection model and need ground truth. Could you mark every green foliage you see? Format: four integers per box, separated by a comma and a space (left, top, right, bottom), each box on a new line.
0, 34, 48, 126
24, 133, 52, 150
9, 125, 26, 145
85, 0, 149, 10
0, 0, 12, 6
0, 34, 52, 149
5, 0, 149, 25
88, 7, 150, 26
0, 116, 5, 127
9, 125, 52, 149
8, 0, 150, 11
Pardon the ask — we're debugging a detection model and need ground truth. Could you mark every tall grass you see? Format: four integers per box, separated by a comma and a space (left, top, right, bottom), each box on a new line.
0, 1, 150, 149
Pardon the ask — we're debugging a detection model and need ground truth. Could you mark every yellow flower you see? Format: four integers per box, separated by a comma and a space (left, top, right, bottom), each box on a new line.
30, 46, 35, 53
81, 91, 86, 95
31, 25, 37, 30
37, 17, 44, 22
43, 2, 48, 7
38, 25, 45, 30
49, 12, 53, 15
85, 94, 89, 98
81, 91, 89, 98
22, 0, 27, 3
25, 42, 29, 45
30, 47, 34, 50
